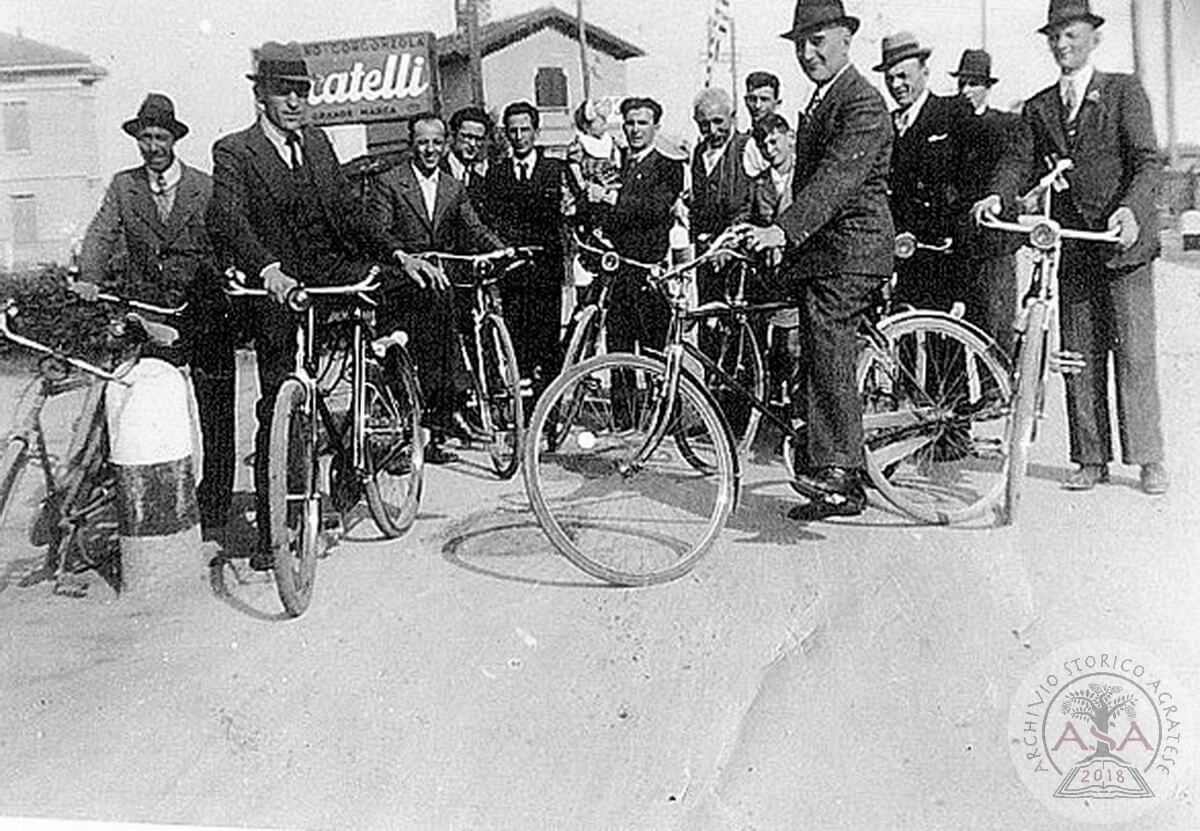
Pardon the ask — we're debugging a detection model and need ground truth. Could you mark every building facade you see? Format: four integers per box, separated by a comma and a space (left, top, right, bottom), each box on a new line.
0, 32, 106, 269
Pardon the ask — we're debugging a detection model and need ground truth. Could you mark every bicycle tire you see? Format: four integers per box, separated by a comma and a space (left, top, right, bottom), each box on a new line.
48, 392, 118, 581
1002, 302, 1048, 526
268, 378, 322, 617
0, 437, 30, 524
678, 315, 765, 470
523, 352, 735, 586
548, 305, 602, 451
858, 312, 1012, 525
363, 344, 425, 536
477, 313, 524, 479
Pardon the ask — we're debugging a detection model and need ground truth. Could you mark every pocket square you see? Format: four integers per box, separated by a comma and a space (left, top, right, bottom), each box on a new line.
927, 133, 949, 143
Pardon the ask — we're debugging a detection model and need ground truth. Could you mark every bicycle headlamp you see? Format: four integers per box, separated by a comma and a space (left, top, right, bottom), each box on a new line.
601, 252, 620, 273
1029, 220, 1060, 251
894, 232, 916, 260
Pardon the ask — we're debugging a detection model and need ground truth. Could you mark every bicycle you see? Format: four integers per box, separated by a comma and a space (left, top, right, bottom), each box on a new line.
225, 268, 424, 616
521, 227, 1014, 585
0, 290, 185, 595
978, 158, 1121, 524
416, 246, 539, 479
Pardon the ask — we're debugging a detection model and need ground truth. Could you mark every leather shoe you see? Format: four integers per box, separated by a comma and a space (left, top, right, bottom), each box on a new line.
1140, 463, 1169, 495
1062, 463, 1109, 491
446, 410, 488, 445
789, 466, 866, 517
424, 443, 459, 465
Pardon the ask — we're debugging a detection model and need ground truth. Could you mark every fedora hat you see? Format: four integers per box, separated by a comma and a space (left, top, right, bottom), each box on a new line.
246, 41, 313, 83
949, 49, 998, 85
122, 93, 189, 140
780, 0, 860, 42
1038, 0, 1105, 34
872, 32, 932, 72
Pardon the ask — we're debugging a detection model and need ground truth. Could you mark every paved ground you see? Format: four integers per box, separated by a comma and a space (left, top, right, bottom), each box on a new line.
0, 259, 1197, 829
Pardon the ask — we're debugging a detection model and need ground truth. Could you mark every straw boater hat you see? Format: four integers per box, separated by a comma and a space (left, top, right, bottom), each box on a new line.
122, 93, 189, 140
872, 32, 932, 73
949, 49, 999, 86
246, 41, 314, 83
779, 0, 860, 42
1038, 0, 1105, 34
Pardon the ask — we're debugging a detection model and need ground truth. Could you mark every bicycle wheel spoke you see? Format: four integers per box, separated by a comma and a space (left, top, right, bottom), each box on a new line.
363, 349, 424, 537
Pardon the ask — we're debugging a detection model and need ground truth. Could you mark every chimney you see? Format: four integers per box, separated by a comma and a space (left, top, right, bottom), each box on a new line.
456, 0, 492, 33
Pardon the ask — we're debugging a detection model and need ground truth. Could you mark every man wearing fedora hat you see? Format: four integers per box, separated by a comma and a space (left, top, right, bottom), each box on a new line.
992, 0, 1166, 495
740, 0, 893, 518
207, 42, 445, 569
950, 49, 1033, 358
874, 31, 972, 314
79, 92, 236, 543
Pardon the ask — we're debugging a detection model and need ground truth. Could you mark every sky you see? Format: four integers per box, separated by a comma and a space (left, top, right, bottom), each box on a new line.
1, 0, 1194, 180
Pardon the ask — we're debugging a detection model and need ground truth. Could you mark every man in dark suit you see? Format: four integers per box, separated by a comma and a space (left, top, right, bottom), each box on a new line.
604, 96, 686, 357
742, 0, 894, 517
950, 49, 1033, 358
371, 112, 506, 462
876, 31, 971, 312
478, 101, 567, 402
690, 87, 752, 258
207, 42, 442, 569
444, 106, 492, 208
79, 93, 235, 542
990, 0, 1166, 494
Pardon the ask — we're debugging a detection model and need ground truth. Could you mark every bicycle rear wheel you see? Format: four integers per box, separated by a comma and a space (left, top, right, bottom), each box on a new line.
1002, 303, 1047, 525
858, 313, 1011, 524
523, 353, 735, 586
548, 305, 602, 451
363, 345, 424, 536
478, 313, 523, 479
268, 378, 322, 617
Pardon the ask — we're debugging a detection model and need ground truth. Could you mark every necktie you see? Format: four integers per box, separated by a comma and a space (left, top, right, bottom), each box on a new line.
1062, 82, 1077, 122
804, 91, 821, 120
517, 161, 527, 183
152, 173, 170, 222
286, 131, 303, 169
894, 107, 910, 137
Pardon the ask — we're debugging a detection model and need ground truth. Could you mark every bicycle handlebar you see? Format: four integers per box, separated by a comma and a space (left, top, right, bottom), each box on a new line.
977, 214, 1120, 250
416, 246, 542, 264
1021, 158, 1074, 204
0, 300, 132, 384
224, 266, 383, 312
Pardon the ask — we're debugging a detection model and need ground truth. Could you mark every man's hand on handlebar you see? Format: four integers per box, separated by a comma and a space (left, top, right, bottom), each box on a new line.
971, 194, 1002, 225
395, 250, 449, 292
262, 263, 299, 305
1107, 206, 1140, 250
68, 279, 101, 303
736, 224, 786, 253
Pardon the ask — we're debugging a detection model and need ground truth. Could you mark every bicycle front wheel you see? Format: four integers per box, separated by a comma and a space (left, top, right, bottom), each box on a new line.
0, 436, 30, 524
363, 345, 424, 537
523, 353, 735, 586
476, 313, 524, 478
858, 313, 1012, 524
268, 378, 322, 617
1002, 303, 1048, 525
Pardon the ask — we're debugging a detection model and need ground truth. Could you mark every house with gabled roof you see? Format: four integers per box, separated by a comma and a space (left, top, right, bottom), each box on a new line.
435, 5, 645, 147
0, 32, 106, 267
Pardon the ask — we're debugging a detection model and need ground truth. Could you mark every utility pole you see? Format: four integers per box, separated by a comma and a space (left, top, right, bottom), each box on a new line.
1162, 0, 1177, 168
459, 0, 485, 107
1129, 0, 1142, 78
729, 16, 738, 118
577, 0, 591, 102
980, 0, 988, 50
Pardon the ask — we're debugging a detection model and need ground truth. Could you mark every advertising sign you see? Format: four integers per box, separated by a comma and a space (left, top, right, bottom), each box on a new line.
256, 32, 438, 127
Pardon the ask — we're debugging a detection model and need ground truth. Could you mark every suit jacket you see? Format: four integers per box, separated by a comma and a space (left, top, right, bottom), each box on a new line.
750, 166, 794, 228
888, 93, 971, 243
776, 65, 894, 279
1023, 71, 1162, 270
81, 162, 215, 308
207, 122, 396, 284
690, 132, 752, 244
956, 107, 1034, 259
605, 147, 685, 265
479, 151, 566, 257
371, 162, 502, 254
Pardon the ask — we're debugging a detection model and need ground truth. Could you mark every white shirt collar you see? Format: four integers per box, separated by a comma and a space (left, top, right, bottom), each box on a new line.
412, 163, 439, 219
147, 157, 182, 192
512, 149, 538, 175
628, 145, 656, 165
258, 114, 303, 167
811, 62, 852, 105
448, 153, 486, 181
895, 88, 930, 133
